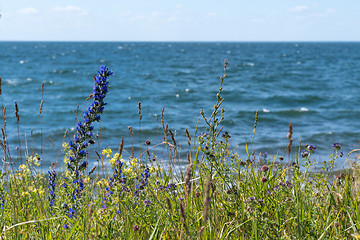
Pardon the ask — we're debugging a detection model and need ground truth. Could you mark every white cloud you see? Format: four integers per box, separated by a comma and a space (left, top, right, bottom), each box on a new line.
289, 6, 308, 12
18, 7, 39, 15
51, 6, 88, 16
176, 4, 182, 9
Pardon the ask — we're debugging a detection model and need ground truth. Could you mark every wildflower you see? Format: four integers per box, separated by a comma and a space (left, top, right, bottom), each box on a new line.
143, 199, 151, 207
261, 177, 267, 183
195, 192, 201, 198
67, 65, 113, 174
64, 224, 69, 229
286, 181, 292, 188
130, 158, 138, 167
19, 164, 28, 172
261, 165, 269, 172
222, 131, 231, 140
339, 152, 343, 157
145, 140, 151, 146
102, 148, 112, 158
47, 171, 57, 210
0, 188, 5, 209
308, 145, 316, 152
166, 183, 176, 191
301, 150, 309, 158
133, 225, 139, 231
246, 196, 255, 203
333, 143, 341, 151
21, 191, 30, 197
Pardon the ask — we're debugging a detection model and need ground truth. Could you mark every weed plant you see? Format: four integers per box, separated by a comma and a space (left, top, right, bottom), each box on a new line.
0, 63, 359, 239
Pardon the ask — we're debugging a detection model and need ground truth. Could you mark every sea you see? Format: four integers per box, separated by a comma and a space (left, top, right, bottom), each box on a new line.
1, 42, 360, 171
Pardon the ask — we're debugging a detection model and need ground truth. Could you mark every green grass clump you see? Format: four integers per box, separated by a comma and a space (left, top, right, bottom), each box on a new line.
0, 61, 360, 239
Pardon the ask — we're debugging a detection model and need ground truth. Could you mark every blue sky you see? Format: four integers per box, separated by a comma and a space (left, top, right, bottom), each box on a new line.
0, 0, 359, 41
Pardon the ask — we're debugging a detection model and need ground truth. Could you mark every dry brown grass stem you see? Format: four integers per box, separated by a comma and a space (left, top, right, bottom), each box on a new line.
86, 94, 93, 101
254, 109, 259, 135
14, 101, 19, 123
165, 197, 172, 213
168, 129, 176, 146
1, 128, 6, 150
179, 202, 187, 229
39, 100, 43, 115
216, 126, 224, 137
185, 128, 191, 146
198, 226, 205, 236
185, 128, 191, 141
285, 122, 293, 158
89, 166, 96, 176
203, 175, 211, 225
0, 76, 2, 95
138, 101, 142, 120
95, 150, 101, 160
117, 137, 124, 161
128, 126, 134, 158
87, 202, 94, 231
41, 82, 45, 95
185, 163, 193, 197
64, 129, 69, 138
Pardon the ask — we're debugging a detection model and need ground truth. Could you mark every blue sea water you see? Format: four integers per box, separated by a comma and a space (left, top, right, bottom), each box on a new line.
0, 42, 360, 171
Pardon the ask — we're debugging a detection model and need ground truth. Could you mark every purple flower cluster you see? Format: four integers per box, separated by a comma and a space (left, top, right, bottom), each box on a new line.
106, 160, 125, 198
47, 170, 56, 214
62, 66, 113, 228
0, 189, 4, 210
137, 168, 150, 190
67, 66, 113, 173
246, 196, 263, 204
143, 199, 151, 207
333, 143, 341, 151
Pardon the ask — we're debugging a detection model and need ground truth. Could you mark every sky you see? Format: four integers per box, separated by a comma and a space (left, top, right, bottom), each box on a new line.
0, 0, 359, 41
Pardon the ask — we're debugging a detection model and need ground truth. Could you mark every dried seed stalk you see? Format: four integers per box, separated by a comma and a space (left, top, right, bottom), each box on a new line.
185, 163, 193, 196
203, 175, 211, 225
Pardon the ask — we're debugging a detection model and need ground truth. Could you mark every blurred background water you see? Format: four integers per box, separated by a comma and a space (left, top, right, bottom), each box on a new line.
1, 42, 360, 171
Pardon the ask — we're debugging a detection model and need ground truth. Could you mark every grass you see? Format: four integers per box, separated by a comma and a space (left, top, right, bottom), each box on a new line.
0, 62, 360, 239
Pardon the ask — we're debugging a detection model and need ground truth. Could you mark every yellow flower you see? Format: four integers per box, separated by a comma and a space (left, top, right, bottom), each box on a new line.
63, 156, 70, 164
102, 148, 112, 158
33, 157, 40, 167
83, 177, 90, 184
97, 179, 108, 188
22, 191, 30, 197
37, 189, 45, 195
19, 164, 27, 171
124, 168, 133, 174
62, 142, 69, 149
130, 158, 138, 167
149, 166, 156, 173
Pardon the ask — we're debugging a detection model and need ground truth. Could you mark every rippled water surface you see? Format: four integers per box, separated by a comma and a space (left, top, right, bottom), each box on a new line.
1, 42, 360, 170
